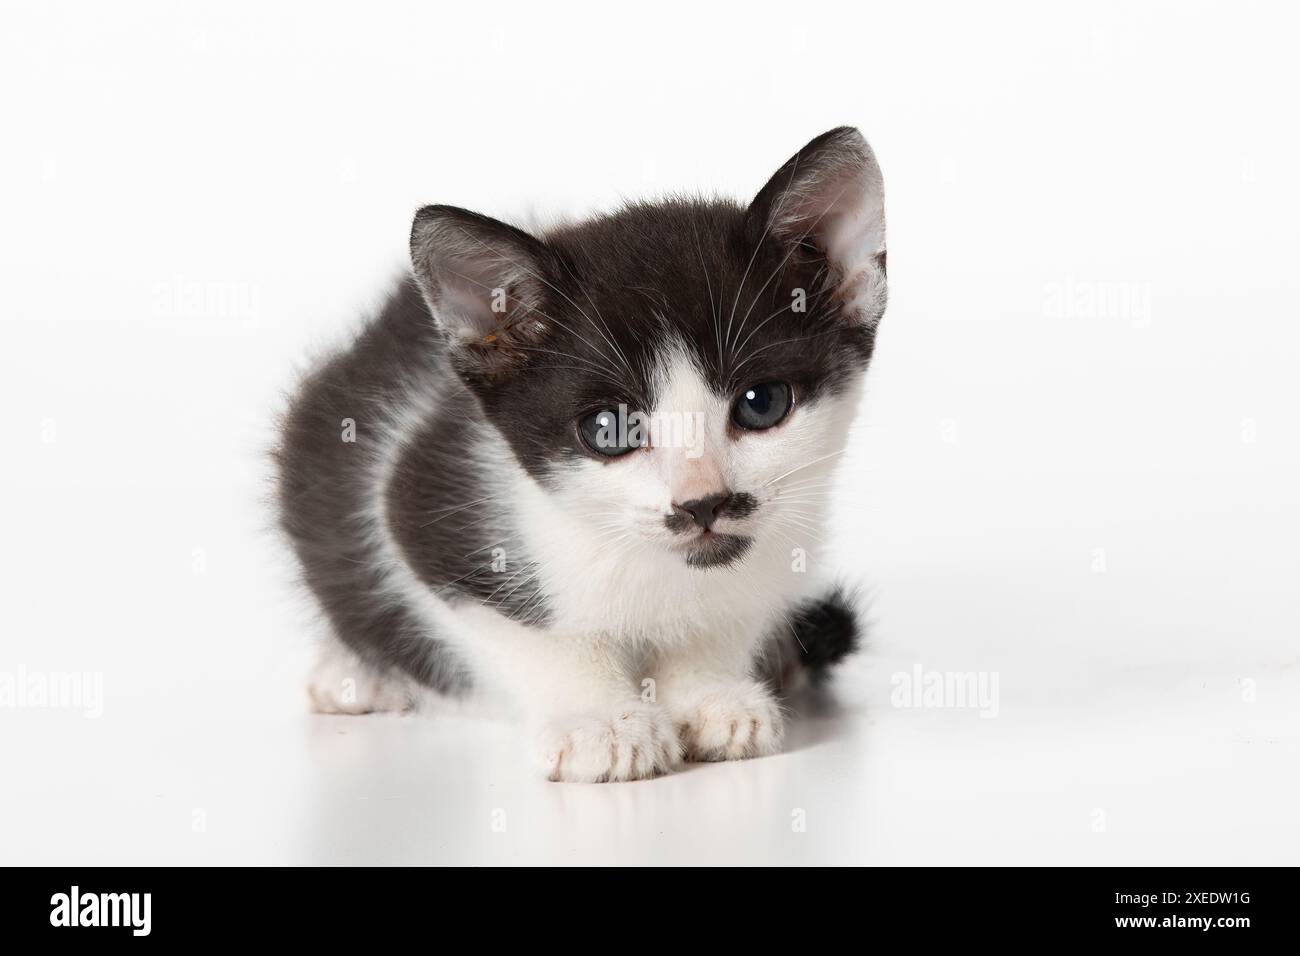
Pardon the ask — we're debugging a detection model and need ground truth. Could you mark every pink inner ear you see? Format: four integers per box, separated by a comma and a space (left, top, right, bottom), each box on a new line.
825, 184, 885, 274
427, 244, 548, 345
411, 205, 552, 349
774, 164, 884, 258
438, 278, 502, 342
773, 165, 886, 326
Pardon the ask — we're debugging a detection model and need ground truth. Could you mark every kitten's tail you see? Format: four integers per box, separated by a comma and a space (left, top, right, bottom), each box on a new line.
764, 585, 864, 691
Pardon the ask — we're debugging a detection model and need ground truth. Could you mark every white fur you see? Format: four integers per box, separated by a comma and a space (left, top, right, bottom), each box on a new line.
306, 636, 417, 715
311, 344, 862, 782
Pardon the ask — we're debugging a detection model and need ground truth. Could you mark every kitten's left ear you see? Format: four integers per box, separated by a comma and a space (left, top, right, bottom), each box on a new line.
747, 126, 887, 327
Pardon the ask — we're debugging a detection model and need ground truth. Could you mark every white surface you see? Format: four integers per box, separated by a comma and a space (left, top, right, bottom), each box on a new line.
2, 1, 1297, 865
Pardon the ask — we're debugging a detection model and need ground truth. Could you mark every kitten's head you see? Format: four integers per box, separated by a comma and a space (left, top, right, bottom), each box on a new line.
410, 127, 886, 569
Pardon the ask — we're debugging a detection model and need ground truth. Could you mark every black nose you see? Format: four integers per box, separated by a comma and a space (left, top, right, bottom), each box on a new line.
675, 493, 732, 532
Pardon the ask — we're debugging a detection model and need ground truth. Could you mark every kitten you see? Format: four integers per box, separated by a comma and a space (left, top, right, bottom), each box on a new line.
275, 127, 886, 782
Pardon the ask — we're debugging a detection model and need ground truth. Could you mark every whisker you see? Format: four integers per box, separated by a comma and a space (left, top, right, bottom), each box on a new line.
763, 447, 850, 487
443, 232, 630, 382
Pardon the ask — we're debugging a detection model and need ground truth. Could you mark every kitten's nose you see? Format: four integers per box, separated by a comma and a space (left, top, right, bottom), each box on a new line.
674, 493, 732, 532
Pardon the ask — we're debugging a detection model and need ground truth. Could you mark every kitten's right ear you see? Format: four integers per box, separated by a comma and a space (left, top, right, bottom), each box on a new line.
409, 205, 552, 373
747, 127, 887, 328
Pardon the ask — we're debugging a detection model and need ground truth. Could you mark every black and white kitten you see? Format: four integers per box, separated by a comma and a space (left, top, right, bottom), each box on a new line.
276, 127, 887, 782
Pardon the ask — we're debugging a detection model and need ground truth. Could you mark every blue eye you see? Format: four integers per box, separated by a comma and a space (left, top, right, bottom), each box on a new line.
578, 408, 641, 457
732, 382, 792, 430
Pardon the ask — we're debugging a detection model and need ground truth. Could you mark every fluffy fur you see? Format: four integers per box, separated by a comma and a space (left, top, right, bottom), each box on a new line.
275, 127, 887, 781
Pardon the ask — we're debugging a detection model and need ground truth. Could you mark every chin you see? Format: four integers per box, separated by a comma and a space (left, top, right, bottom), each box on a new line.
682, 533, 753, 569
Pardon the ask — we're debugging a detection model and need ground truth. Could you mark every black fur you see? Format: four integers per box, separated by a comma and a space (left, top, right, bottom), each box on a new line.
274, 281, 478, 692
787, 587, 862, 683
684, 534, 753, 569
275, 127, 881, 691
409, 194, 875, 486
664, 491, 759, 535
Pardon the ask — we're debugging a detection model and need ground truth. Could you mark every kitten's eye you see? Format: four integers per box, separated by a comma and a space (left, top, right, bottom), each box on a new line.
732, 382, 793, 431
577, 408, 642, 458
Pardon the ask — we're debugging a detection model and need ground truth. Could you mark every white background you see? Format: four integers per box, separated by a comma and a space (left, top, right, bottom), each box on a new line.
2, 0, 1297, 865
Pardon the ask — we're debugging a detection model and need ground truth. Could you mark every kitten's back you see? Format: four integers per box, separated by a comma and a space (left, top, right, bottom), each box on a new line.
274, 278, 468, 692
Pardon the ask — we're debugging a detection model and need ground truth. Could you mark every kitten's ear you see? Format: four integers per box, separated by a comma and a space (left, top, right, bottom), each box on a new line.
747, 126, 887, 327
409, 205, 552, 374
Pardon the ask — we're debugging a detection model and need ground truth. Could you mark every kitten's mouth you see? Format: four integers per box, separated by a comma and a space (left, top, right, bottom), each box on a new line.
681, 532, 753, 569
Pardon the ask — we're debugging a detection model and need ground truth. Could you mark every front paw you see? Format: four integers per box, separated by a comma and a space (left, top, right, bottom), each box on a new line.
537, 705, 683, 783
306, 641, 415, 715
674, 682, 784, 762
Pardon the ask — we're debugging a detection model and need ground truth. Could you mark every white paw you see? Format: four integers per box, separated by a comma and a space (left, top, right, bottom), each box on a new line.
537, 705, 683, 783
673, 682, 784, 762
306, 639, 414, 715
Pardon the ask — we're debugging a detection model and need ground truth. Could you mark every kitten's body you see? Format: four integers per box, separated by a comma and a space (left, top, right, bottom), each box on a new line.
277, 130, 884, 781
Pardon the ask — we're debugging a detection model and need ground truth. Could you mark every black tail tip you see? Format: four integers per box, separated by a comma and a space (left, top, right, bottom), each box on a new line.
787, 585, 863, 684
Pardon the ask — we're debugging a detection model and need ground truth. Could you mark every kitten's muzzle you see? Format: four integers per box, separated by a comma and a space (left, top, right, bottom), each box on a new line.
667, 491, 758, 534
673, 493, 731, 532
